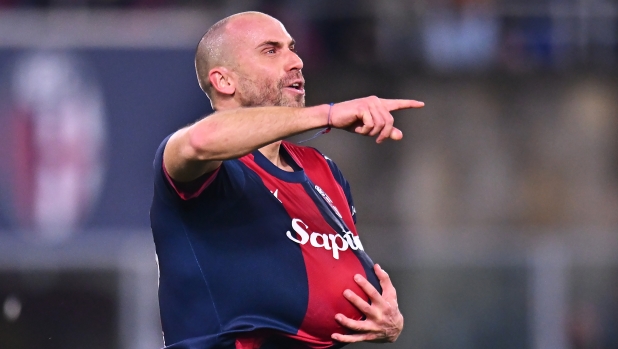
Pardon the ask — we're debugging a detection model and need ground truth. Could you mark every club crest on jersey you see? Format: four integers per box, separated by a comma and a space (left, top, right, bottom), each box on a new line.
285, 218, 364, 260
314, 185, 342, 218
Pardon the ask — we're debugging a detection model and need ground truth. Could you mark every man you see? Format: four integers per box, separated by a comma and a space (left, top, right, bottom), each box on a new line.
150, 11, 424, 349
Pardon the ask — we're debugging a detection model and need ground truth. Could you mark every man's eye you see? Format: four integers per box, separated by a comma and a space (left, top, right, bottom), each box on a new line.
266, 49, 276, 54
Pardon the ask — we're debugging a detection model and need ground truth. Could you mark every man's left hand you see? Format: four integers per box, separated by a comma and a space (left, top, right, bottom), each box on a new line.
331, 264, 404, 343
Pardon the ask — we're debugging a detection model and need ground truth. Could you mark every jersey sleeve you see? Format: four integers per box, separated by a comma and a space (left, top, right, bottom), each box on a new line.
153, 134, 188, 203
154, 134, 216, 202
322, 154, 357, 224
162, 159, 219, 200
153, 134, 243, 205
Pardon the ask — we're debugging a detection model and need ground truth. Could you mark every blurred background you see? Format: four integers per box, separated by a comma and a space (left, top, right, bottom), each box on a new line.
1, 0, 617, 348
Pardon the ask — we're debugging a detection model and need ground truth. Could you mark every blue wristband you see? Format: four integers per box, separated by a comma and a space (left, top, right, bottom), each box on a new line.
297, 103, 334, 144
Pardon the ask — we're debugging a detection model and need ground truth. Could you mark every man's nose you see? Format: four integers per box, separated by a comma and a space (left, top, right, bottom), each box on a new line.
286, 51, 303, 71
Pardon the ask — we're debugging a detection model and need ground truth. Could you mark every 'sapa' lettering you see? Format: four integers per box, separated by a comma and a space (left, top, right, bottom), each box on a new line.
329, 234, 349, 260
343, 231, 359, 250
286, 218, 309, 245
310, 233, 331, 250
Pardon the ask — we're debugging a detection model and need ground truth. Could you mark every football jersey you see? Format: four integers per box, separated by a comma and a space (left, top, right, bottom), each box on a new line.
150, 135, 381, 349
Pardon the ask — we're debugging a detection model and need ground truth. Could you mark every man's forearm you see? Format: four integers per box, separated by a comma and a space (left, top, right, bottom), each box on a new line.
163, 104, 329, 181
164, 96, 422, 182
187, 104, 329, 161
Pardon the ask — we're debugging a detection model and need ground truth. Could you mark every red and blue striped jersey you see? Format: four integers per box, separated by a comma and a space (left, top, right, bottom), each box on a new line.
150, 135, 381, 349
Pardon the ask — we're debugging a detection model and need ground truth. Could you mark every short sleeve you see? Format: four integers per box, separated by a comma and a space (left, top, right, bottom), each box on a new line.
152, 134, 247, 208
153, 134, 180, 204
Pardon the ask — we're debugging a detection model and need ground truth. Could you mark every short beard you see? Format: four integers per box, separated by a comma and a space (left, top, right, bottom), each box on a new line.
236, 74, 305, 108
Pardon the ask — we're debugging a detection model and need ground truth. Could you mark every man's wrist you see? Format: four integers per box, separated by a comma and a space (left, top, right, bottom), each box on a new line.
303, 104, 333, 130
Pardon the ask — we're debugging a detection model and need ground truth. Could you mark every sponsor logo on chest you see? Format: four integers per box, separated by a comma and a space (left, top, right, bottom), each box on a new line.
285, 218, 364, 260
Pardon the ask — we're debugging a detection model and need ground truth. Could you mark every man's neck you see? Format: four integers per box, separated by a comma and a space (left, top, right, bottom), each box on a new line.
258, 141, 294, 172
214, 102, 294, 172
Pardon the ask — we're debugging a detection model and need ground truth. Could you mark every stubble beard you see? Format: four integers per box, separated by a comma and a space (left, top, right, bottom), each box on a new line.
237, 74, 305, 108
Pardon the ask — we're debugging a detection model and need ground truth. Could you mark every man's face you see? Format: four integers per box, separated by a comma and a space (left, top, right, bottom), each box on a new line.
227, 15, 305, 108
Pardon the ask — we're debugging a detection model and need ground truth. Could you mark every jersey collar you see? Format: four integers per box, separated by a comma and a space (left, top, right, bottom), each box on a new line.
251, 147, 308, 183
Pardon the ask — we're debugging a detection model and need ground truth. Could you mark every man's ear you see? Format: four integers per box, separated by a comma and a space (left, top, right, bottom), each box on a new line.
208, 67, 235, 96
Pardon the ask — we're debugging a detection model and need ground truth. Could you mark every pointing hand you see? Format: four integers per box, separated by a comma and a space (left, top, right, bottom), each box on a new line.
329, 96, 424, 143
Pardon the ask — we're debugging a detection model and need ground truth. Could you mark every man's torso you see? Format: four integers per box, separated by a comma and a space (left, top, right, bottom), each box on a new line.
151, 138, 380, 349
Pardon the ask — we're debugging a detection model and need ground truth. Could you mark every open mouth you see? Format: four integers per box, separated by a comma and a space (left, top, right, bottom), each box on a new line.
285, 81, 305, 94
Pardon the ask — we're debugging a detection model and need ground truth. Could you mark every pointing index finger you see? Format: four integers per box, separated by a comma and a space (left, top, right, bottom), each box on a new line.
380, 99, 425, 112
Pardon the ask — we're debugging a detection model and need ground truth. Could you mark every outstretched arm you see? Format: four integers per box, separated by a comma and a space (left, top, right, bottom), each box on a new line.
163, 97, 424, 182
332, 264, 404, 343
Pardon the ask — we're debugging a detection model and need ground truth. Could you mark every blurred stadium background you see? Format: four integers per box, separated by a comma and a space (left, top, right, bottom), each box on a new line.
1, 0, 618, 348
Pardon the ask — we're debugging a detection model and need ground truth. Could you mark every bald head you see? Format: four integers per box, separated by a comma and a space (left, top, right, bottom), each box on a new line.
195, 12, 281, 101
